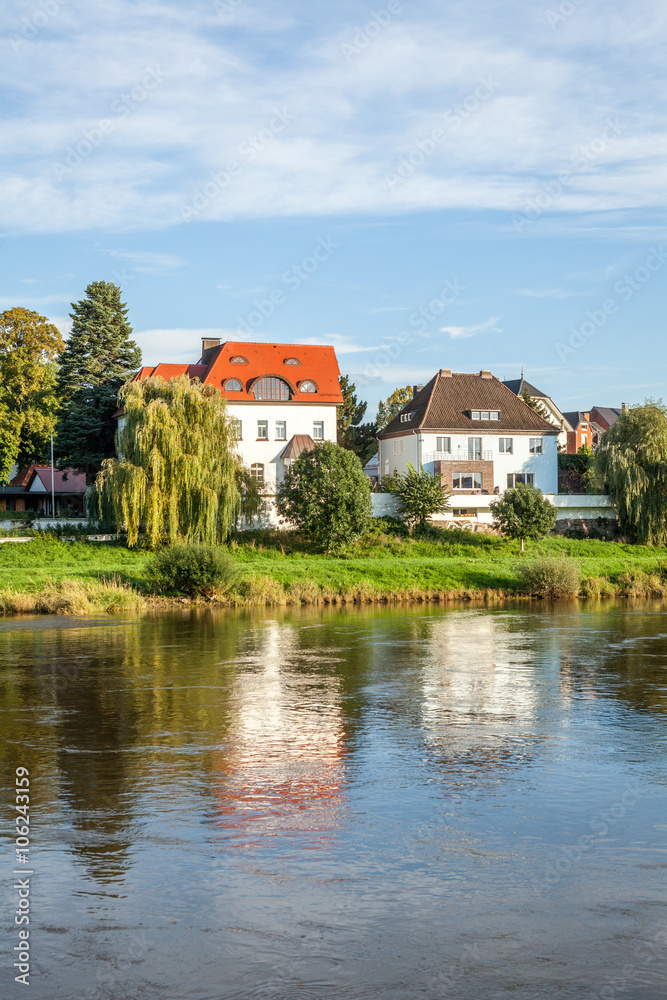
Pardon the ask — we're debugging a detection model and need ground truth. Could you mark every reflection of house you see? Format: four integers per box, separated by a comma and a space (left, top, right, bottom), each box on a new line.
210, 623, 347, 846
131, 338, 343, 490
502, 376, 572, 450
378, 370, 558, 510
0, 466, 87, 515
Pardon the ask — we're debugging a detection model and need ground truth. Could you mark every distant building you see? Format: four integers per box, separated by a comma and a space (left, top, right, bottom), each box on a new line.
0, 466, 87, 516
129, 338, 343, 491
378, 369, 558, 515
502, 375, 573, 450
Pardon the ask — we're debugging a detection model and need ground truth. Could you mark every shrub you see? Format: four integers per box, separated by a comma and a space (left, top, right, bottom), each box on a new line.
276, 441, 372, 552
149, 544, 237, 596
518, 554, 582, 598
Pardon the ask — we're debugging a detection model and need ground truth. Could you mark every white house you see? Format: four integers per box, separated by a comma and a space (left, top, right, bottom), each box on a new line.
130, 338, 343, 491
377, 369, 558, 524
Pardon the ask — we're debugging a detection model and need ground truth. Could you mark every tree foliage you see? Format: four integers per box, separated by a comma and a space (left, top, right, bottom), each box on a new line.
595, 402, 667, 545
96, 376, 240, 549
56, 281, 142, 479
385, 463, 451, 531
376, 385, 413, 429
0, 308, 64, 481
521, 387, 550, 421
276, 441, 373, 551
491, 482, 557, 551
337, 375, 378, 464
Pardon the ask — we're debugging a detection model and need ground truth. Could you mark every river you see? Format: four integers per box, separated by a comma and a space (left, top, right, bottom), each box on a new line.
1, 603, 666, 999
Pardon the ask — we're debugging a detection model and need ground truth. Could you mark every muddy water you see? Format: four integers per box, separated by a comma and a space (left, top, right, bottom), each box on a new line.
1, 603, 666, 999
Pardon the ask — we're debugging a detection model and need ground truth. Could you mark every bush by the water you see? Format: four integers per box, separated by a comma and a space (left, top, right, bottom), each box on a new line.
518, 554, 582, 598
149, 544, 237, 596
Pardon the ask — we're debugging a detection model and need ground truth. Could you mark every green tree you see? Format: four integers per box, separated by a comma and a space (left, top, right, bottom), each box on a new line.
491, 482, 557, 552
96, 375, 240, 549
385, 463, 451, 532
521, 387, 550, 421
337, 375, 378, 464
376, 385, 413, 429
596, 402, 667, 544
0, 308, 64, 481
56, 281, 142, 479
276, 441, 372, 551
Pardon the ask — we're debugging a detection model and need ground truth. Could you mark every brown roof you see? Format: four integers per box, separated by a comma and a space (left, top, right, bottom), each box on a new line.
27, 467, 87, 493
378, 370, 558, 438
280, 434, 315, 460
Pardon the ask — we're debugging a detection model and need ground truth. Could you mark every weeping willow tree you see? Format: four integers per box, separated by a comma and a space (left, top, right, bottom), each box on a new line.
96, 375, 240, 548
596, 401, 667, 545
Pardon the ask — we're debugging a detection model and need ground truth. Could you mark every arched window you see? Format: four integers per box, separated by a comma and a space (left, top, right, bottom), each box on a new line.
223, 378, 243, 392
284, 357, 301, 365
230, 355, 248, 364
250, 463, 264, 484
252, 377, 291, 400
299, 380, 317, 393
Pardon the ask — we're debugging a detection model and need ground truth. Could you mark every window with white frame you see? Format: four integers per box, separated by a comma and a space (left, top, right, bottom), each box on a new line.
393, 439, 403, 456
231, 419, 242, 440
453, 472, 482, 489
468, 437, 482, 460
471, 410, 499, 420
313, 421, 324, 440
275, 421, 286, 440
529, 437, 543, 454
250, 463, 264, 484
400, 412, 414, 423
257, 420, 268, 440
499, 437, 513, 453
507, 473, 535, 487
436, 436, 451, 453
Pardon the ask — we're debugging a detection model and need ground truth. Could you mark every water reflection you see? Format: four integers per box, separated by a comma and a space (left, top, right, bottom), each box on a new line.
0, 603, 666, 1000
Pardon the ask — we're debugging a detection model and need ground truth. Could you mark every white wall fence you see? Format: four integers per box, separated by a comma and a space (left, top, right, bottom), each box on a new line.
369, 493, 615, 526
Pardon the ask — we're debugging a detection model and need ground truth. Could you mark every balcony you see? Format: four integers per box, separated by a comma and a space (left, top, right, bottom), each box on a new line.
422, 449, 493, 464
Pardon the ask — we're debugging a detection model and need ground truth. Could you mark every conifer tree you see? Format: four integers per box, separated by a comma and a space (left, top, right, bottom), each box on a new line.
56, 281, 142, 479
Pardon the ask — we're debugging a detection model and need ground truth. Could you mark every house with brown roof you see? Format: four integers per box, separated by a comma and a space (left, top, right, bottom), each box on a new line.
502, 375, 573, 450
378, 369, 558, 504
129, 337, 343, 490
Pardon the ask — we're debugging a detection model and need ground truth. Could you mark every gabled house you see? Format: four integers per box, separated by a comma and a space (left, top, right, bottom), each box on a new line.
0, 466, 87, 515
590, 406, 621, 432
502, 375, 572, 450
130, 338, 343, 490
378, 369, 558, 499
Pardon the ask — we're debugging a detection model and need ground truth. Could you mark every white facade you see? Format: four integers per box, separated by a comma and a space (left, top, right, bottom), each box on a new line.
227, 401, 338, 488
379, 429, 558, 496
118, 402, 337, 491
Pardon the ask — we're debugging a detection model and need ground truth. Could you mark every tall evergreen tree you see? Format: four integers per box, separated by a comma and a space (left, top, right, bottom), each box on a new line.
337, 375, 378, 464
56, 281, 142, 479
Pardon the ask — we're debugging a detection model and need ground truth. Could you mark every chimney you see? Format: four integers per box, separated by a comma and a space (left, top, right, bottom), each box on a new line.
480, 369, 493, 379
412, 384, 424, 398
622, 402, 628, 413
200, 337, 221, 365
439, 368, 452, 378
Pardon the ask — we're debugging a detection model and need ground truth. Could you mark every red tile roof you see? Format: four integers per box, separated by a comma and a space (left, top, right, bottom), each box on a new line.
134, 342, 343, 404
12, 466, 87, 493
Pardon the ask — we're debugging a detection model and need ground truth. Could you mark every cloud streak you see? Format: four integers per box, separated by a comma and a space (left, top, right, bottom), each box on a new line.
440, 316, 502, 339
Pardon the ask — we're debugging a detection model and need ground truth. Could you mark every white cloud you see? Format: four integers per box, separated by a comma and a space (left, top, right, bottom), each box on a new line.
0, 0, 666, 233
99, 249, 186, 274
440, 316, 502, 339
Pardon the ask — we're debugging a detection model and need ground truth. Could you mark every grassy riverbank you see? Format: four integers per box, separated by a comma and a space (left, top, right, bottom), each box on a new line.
1, 524, 666, 615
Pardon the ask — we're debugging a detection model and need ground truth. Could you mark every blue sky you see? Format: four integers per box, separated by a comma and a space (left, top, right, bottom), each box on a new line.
1, 0, 666, 416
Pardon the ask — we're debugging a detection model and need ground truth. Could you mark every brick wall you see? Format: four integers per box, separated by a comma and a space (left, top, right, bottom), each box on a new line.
434, 459, 494, 493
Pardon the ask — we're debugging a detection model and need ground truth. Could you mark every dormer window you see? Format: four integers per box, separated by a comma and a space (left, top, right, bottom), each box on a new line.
252, 377, 291, 400
230, 355, 248, 364
284, 357, 301, 365
299, 380, 317, 393
470, 410, 499, 421
223, 378, 243, 392
400, 411, 414, 423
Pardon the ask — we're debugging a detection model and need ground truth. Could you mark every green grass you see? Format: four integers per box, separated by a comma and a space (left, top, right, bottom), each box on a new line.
0, 526, 665, 615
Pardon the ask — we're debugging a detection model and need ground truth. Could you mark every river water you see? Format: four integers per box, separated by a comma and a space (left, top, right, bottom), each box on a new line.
1, 603, 666, 999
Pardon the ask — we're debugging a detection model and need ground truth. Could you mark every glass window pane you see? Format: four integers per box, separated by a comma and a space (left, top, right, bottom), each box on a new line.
276, 421, 286, 440
257, 420, 268, 439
